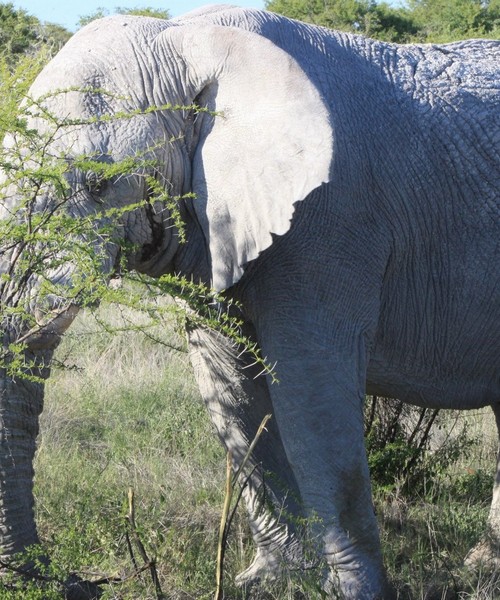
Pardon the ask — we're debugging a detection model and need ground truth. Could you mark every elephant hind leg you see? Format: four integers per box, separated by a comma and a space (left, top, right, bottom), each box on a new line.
465, 402, 500, 568
187, 325, 307, 586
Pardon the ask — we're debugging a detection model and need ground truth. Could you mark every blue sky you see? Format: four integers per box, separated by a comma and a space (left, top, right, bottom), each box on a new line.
12, 1, 266, 31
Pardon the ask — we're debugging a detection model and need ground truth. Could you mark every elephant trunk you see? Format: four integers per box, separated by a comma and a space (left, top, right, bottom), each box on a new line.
0, 277, 80, 562
0, 359, 48, 560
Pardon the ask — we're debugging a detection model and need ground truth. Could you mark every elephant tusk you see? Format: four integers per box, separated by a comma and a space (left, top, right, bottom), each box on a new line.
15, 304, 80, 351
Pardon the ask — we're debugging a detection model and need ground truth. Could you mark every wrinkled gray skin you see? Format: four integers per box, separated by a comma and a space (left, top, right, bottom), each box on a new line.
0, 4, 499, 598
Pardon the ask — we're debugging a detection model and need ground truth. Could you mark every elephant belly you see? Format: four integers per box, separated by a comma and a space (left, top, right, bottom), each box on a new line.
366, 347, 500, 411
369, 242, 500, 411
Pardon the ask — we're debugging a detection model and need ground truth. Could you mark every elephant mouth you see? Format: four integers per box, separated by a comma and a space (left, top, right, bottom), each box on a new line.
140, 200, 166, 263
132, 217, 179, 278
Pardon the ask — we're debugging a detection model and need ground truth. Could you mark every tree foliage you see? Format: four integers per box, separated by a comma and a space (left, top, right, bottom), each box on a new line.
0, 3, 71, 63
0, 2, 38, 56
409, 0, 500, 40
265, 0, 500, 41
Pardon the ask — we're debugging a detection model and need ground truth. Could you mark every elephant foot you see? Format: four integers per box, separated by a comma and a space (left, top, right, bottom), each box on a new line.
235, 547, 284, 589
464, 535, 500, 569
235, 540, 314, 593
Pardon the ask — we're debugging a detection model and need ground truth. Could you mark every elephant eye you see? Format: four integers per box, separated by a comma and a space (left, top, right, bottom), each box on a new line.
85, 171, 107, 198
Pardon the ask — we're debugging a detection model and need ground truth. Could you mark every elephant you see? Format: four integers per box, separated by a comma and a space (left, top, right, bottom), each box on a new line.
0, 4, 499, 598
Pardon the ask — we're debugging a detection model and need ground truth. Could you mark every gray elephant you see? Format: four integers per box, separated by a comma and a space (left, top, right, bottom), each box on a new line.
0, 4, 499, 599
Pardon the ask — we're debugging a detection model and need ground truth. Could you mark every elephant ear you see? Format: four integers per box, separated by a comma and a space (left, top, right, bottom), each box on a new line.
160, 24, 333, 291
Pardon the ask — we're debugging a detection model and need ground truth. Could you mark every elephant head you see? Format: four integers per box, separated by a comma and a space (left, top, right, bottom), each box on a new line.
20, 16, 333, 288
0, 13, 332, 566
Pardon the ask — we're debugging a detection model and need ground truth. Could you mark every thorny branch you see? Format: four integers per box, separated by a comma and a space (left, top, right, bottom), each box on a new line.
125, 487, 165, 600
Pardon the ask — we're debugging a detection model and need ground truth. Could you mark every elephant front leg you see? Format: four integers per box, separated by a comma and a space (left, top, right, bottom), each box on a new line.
187, 325, 306, 587
465, 402, 500, 568
256, 325, 392, 599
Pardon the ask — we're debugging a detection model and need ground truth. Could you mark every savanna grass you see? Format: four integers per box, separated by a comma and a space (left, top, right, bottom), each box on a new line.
377, 410, 498, 599
33, 306, 247, 599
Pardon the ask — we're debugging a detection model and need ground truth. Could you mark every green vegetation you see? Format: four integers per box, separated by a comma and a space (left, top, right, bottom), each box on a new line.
34, 309, 229, 599
266, 0, 500, 41
0, 3, 70, 61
